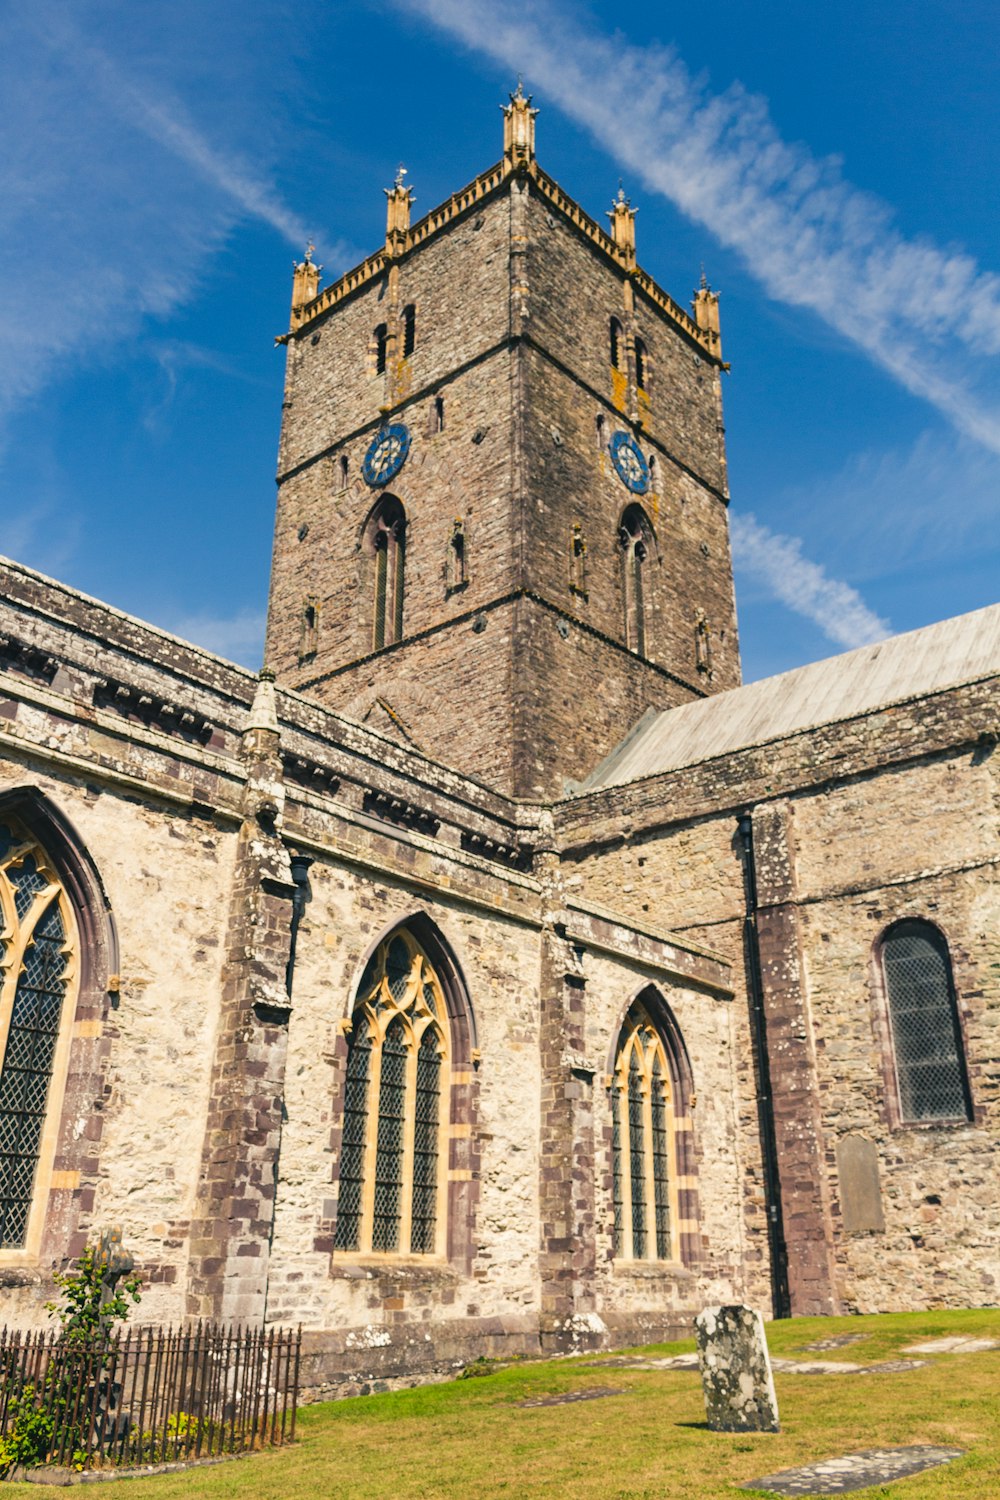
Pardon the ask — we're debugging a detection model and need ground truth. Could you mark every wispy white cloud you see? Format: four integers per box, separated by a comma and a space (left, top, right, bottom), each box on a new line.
395, 0, 1000, 453
0, 3, 356, 432
164, 607, 266, 669
731, 514, 890, 649
768, 428, 1000, 584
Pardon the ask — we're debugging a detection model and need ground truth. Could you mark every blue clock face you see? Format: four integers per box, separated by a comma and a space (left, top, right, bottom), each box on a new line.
362, 423, 411, 488
609, 431, 650, 495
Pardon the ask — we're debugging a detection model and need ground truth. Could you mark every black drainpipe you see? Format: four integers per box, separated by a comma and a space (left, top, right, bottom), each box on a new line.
285, 853, 313, 998
264, 852, 313, 1326
736, 813, 791, 1320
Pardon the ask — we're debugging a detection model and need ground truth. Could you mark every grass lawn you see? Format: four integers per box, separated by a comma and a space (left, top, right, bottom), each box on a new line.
6, 1308, 1000, 1498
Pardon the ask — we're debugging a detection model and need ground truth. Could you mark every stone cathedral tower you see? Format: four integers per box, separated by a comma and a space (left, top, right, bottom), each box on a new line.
266, 88, 740, 799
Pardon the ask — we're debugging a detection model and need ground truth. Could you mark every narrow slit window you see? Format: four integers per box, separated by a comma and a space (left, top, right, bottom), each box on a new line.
374, 323, 388, 375
448, 521, 466, 592
434, 396, 445, 432
610, 317, 623, 371
570, 525, 587, 596
634, 337, 648, 391
596, 413, 606, 450
339, 454, 349, 487
402, 304, 416, 358
299, 599, 319, 663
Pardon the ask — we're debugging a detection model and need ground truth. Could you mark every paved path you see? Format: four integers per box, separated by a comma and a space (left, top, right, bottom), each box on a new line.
742, 1444, 963, 1496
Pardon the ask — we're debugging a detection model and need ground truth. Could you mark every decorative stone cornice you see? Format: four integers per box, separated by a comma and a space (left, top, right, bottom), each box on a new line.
362, 787, 440, 838
93, 677, 214, 744
0, 634, 58, 683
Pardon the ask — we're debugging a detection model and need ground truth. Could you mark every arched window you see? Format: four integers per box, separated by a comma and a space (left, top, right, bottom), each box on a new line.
619, 504, 652, 656
366, 496, 406, 650
611, 1001, 677, 1262
434, 396, 445, 433
402, 305, 416, 359
634, 337, 648, 392
596, 413, 607, 450
0, 818, 78, 1250
609, 317, 623, 371
879, 921, 972, 1123
333, 929, 450, 1256
373, 323, 388, 376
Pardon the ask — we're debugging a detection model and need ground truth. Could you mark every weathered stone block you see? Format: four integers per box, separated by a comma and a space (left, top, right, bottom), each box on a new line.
694, 1304, 779, 1433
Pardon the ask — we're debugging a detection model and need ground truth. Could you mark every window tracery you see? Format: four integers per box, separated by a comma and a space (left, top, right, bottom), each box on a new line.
0, 819, 77, 1250
611, 1003, 676, 1262
333, 930, 449, 1257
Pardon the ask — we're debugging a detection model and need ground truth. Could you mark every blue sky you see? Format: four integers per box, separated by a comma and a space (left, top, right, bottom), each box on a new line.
2, 0, 998, 682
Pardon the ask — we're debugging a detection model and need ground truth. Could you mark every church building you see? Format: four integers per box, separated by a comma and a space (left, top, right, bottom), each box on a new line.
0, 90, 996, 1397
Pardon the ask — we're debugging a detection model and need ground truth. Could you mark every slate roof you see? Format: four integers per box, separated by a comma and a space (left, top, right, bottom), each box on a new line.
579, 602, 1000, 793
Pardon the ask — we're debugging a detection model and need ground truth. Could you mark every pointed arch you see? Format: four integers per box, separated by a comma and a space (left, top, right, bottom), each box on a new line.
333, 915, 476, 1261
874, 918, 972, 1125
608, 986, 697, 1266
618, 504, 655, 657
363, 494, 406, 650
0, 788, 116, 1260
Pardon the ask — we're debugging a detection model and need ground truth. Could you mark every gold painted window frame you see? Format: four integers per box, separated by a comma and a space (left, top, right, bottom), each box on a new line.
0, 819, 79, 1266
336, 930, 451, 1260
612, 1008, 679, 1264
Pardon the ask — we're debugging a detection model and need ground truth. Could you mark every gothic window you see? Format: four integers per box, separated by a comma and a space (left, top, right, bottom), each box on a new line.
339, 453, 349, 487
610, 317, 623, 371
374, 323, 388, 376
879, 921, 972, 1124
611, 1003, 676, 1262
333, 929, 449, 1257
402, 305, 416, 358
0, 819, 77, 1250
634, 337, 648, 392
695, 615, 712, 676
619, 505, 652, 656
434, 396, 445, 432
366, 496, 406, 650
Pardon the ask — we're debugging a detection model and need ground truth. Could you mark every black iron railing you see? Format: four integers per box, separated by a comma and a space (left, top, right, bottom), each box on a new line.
0, 1322, 300, 1470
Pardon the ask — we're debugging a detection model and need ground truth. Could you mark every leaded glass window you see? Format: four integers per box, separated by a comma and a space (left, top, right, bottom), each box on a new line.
881, 921, 971, 1124
333, 929, 448, 1256
611, 1004, 675, 1262
0, 820, 77, 1250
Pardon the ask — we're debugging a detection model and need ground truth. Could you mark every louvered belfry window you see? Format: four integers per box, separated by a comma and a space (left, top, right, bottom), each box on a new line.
611, 1004, 675, 1262
0, 821, 76, 1250
333, 930, 448, 1256
881, 920, 972, 1123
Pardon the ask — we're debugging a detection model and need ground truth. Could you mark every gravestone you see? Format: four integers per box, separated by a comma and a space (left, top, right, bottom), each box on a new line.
836, 1135, 885, 1232
695, 1305, 779, 1433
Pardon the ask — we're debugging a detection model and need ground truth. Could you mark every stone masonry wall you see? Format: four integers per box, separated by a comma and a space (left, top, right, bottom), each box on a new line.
560, 683, 1000, 1315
